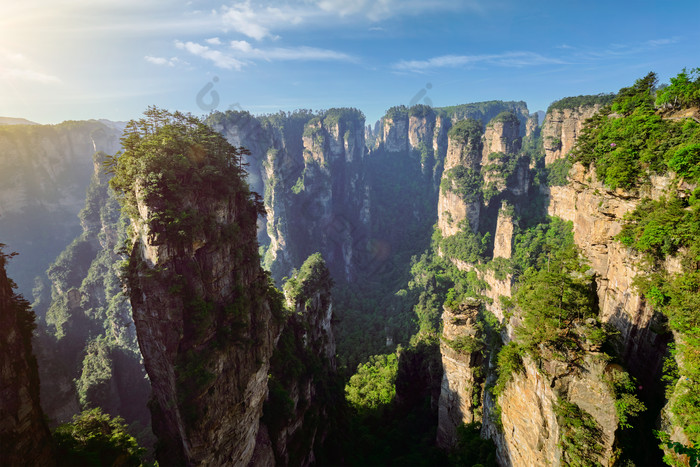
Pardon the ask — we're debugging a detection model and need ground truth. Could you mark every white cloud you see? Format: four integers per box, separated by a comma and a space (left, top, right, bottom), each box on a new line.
217, 0, 475, 40
174, 39, 355, 69
206, 37, 222, 45
394, 51, 566, 73
144, 55, 181, 66
230, 40, 253, 53
175, 40, 245, 70
228, 41, 354, 62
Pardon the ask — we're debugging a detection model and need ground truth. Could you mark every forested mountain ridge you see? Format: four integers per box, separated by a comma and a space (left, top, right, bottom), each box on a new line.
1, 68, 699, 465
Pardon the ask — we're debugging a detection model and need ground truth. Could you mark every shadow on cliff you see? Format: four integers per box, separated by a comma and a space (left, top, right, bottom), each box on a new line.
604, 301, 671, 466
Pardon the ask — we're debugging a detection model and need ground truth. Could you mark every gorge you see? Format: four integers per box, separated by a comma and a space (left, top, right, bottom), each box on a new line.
1, 69, 699, 466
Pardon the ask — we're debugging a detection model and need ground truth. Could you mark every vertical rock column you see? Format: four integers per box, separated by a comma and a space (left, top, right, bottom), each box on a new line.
437, 298, 484, 448
0, 250, 53, 465
437, 119, 484, 237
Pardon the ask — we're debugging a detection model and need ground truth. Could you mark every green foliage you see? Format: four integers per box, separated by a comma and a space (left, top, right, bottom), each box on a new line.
571, 70, 700, 189
655, 68, 700, 110
445, 334, 485, 355
384, 105, 408, 121
489, 110, 520, 125
447, 118, 483, 144
283, 252, 333, 303
449, 422, 497, 467
604, 369, 646, 430
106, 107, 263, 247
408, 104, 435, 119
546, 156, 573, 186
547, 94, 615, 113
656, 430, 700, 467
554, 399, 604, 466
345, 354, 398, 414
322, 107, 365, 127
291, 175, 305, 194
436, 100, 528, 125
514, 253, 596, 352
493, 342, 524, 397
482, 152, 526, 201
511, 217, 576, 279
617, 195, 696, 259
53, 408, 146, 467
442, 165, 483, 204
438, 228, 490, 264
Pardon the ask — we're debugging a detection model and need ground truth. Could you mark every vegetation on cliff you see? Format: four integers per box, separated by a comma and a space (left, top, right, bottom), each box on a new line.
107, 106, 265, 247
571, 71, 700, 190
563, 68, 700, 459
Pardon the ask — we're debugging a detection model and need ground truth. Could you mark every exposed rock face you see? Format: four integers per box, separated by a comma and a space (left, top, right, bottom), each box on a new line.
383, 114, 409, 153
0, 121, 124, 296
482, 117, 521, 160
127, 173, 282, 465
0, 250, 53, 466
438, 190, 476, 238
34, 151, 148, 427
443, 124, 483, 173
493, 203, 514, 259
258, 254, 338, 466
408, 112, 436, 152
546, 163, 673, 382
437, 299, 484, 448
485, 354, 617, 466
210, 110, 369, 283
525, 114, 538, 138
438, 120, 484, 236
542, 105, 602, 164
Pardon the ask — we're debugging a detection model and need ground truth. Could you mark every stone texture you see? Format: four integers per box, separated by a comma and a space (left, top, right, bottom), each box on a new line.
128, 181, 281, 465
542, 105, 603, 164
383, 115, 409, 153
437, 299, 484, 448
0, 253, 54, 466
546, 162, 673, 382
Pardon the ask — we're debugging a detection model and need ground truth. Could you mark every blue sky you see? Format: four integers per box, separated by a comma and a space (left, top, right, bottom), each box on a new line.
1, 0, 699, 125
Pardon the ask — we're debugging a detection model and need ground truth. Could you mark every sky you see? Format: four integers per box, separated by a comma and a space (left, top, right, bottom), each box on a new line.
1, 0, 699, 126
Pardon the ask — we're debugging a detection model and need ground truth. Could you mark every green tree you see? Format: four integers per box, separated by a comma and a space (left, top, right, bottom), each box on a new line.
53, 408, 146, 466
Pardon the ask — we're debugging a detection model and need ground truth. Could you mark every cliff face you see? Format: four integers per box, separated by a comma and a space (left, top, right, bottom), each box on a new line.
547, 163, 673, 382
208, 109, 369, 283
437, 299, 484, 448
484, 354, 617, 466
294, 112, 369, 281
0, 121, 124, 296
541, 104, 602, 164
434, 103, 637, 465
256, 254, 339, 466
0, 249, 53, 466
35, 151, 148, 427
128, 186, 282, 466
108, 112, 283, 466
382, 114, 409, 153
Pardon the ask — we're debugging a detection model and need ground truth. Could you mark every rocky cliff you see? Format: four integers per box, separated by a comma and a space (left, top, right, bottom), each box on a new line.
109, 112, 282, 465
0, 247, 53, 465
112, 110, 344, 466
433, 99, 648, 465
546, 163, 673, 382
541, 98, 610, 164
207, 109, 370, 283
0, 121, 124, 297
33, 151, 149, 428
255, 253, 339, 466
437, 298, 485, 448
